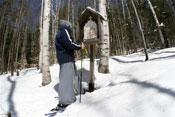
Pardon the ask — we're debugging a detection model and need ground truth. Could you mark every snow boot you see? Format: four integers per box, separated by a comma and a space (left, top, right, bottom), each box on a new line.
51, 104, 69, 111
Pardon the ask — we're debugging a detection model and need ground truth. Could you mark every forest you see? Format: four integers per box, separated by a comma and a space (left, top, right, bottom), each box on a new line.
0, 0, 175, 75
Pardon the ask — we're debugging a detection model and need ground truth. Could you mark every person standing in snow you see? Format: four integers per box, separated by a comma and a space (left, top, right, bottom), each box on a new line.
54, 19, 85, 109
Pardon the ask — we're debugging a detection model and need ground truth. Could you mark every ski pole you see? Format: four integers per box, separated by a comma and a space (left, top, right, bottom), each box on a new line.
80, 49, 83, 103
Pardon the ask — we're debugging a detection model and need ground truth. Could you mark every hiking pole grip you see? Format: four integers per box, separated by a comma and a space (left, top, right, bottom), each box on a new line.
84, 47, 88, 55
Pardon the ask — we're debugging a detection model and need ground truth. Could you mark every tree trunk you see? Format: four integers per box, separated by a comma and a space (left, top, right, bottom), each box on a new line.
54, 0, 61, 64
97, 0, 110, 73
0, 1, 8, 30
122, 0, 126, 22
1, 22, 9, 74
146, 0, 165, 47
67, 0, 70, 21
121, 0, 128, 54
14, 31, 21, 74
117, 0, 125, 54
39, 0, 44, 70
20, 24, 28, 69
14, 4, 25, 73
131, 0, 149, 61
9, 2, 24, 75
124, 0, 137, 53
42, 0, 51, 86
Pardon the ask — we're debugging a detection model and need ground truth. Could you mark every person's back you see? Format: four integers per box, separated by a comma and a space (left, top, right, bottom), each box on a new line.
53, 20, 85, 109
55, 20, 81, 64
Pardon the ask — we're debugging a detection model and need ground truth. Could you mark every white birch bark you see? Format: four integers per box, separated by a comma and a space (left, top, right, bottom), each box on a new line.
39, 0, 44, 70
42, 0, 51, 86
97, 0, 110, 73
146, 0, 165, 46
131, 0, 149, 61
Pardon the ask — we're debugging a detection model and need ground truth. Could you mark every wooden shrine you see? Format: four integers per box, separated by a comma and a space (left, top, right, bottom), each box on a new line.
78, 7, 105, 92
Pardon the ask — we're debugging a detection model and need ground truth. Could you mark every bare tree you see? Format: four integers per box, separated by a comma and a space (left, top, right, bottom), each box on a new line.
42, 0, 51, 86
131, 0, 149, 61
9, 0, 25, 75
97, 0, 110, 73
20, 8, 30, 70
0, 22, 9, 74
146, 0, 165, 47
39, 0, 44, 70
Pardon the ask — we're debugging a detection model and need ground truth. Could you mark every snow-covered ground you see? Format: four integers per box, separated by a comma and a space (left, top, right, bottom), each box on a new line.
0, 47, 175, 117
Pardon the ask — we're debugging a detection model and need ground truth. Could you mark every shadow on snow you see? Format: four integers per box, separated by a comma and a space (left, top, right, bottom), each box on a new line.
111, 54, 175, 64
108, 73, 175, 99
54, 68, 91, 94
7, 76, 18, 117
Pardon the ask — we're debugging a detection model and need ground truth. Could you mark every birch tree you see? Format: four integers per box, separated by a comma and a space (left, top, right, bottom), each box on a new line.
146, 0, 165, 47
97, 0, 110, 73
42, 0, 51, 86
39, 0, 44, 70
131, 0, 149, 61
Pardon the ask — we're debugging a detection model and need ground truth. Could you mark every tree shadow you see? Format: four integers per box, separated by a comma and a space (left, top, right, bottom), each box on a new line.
53, 68, 91, 94
77, 68, 91, 83
152, 51, 175, 55
81, 95, 113, 117
54, 83, 59, 94
106, 72, 175, 99
7, 76, 18, 116
111, 54, 175, 64
149, 54, 175, 61
96, 60, 99, 65
111, 57, 144, 64
20, 67, 38, 76
119, 78, 175, 99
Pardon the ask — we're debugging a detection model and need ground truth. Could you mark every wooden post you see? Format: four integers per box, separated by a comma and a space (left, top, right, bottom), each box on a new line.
78, 7, 104, 92
89, 44, 95, 91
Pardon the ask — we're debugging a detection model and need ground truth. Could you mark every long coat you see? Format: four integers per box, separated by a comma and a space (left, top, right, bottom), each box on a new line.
55, 20, 83, 105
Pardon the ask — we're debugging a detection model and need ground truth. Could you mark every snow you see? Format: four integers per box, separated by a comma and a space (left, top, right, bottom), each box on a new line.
159, 22, 165, 27
0, 47, 175, 117
81, 6, 106, 20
